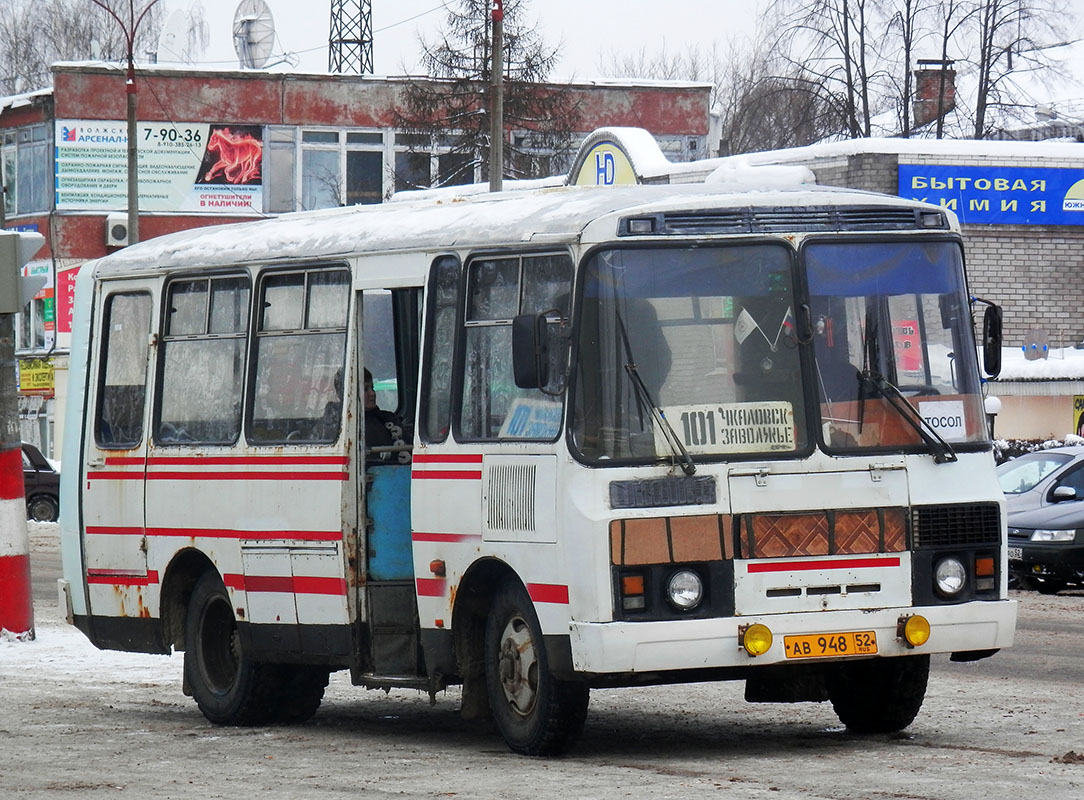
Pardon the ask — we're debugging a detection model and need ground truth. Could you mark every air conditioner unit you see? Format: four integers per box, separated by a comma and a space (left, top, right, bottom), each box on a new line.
105, 212, 129, 247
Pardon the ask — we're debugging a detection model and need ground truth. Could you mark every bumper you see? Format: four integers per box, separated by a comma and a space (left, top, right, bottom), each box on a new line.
1008, 543, 1084, 582
569, 601, 1017, 673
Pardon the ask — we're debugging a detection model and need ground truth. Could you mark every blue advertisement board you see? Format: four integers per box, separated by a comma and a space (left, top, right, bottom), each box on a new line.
898, 164, 1084, 226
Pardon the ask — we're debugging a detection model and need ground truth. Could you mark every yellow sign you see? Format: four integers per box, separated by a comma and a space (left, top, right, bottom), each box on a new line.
574, 142, 638, 186
1075, 395, 1084, 438
18, 358, 54, 396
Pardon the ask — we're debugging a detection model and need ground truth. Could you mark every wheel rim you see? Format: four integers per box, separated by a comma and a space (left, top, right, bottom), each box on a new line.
199, 595, 241, 694
497, 614, 539, 717
29, 499, 55, 522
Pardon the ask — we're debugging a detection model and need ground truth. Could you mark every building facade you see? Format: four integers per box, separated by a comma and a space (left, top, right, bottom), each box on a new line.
4, 64, 711, 457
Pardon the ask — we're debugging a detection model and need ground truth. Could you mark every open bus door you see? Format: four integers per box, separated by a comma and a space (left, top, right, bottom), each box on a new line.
81, 284, 157, 620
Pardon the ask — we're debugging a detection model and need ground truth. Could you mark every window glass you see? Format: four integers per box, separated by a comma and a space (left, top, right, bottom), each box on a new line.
363, 290, 399, 412
267, 141, 295, 213
97, 293, 152, 448
438, 152, 473, 187
250, 268, 349, 444
346, 150, 383, 205
302, 130, 339, 144
1056, 466, 1084, 498
17, 139, 50, 213
3, 148, 15, 216
347, 132, 383, 145
421, 257, 460, 442
459, 253, 571, 440
302, 148, 341, 210
395, 151, 430, 192
997, 454, 1073, 493
157, 277, 249, 445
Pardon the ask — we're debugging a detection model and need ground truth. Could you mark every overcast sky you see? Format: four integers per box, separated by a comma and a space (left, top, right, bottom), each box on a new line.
160, 0, 766, 79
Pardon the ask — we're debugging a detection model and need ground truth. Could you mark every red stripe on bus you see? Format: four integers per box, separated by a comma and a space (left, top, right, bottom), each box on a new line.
415, 577, 447, 597
89, 471, 348, 481
222, 574, 347, 595
527, 583, 570, 604
411, 470, 482, 480
86, 526, 341, 541
412, 454, 483, 464
86, 569, 160, 586
411, 532, 483, 542
746, 557, 901, 574
105, 455, 348, 467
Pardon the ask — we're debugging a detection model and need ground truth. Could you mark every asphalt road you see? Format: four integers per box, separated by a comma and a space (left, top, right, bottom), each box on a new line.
4, 525, 1084, 800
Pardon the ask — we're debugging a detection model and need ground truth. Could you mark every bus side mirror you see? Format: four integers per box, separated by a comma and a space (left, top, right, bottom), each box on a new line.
982, 304, 1002, 379
512, 312, 550, 389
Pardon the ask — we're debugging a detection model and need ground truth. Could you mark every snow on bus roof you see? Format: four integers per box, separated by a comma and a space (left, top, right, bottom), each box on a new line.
90, 182, 932, 277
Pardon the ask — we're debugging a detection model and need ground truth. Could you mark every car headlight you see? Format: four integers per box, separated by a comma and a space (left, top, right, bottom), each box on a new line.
934, 556, 966, 597
666, 569, 704, 611
1030, 529, 1076, 542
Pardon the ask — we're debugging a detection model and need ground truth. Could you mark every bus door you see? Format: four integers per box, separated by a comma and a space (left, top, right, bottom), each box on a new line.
81, 283, 157, 615
358, 285, 421, 675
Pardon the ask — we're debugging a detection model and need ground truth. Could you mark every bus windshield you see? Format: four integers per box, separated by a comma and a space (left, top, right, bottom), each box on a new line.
570, 239, 988, 466
806, 240, 988, 453
571, 244, 808, 463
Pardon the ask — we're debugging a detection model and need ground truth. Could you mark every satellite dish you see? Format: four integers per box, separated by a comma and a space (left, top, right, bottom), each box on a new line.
156, 9, 189, 63
233, 0, 276, 69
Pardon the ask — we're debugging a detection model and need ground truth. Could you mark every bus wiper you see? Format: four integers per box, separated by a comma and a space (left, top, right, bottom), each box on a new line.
859, 369, 958, 464
624, 361, 697, 476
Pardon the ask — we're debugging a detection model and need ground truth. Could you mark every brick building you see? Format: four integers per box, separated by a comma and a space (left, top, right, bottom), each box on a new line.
4, 63, 711, 457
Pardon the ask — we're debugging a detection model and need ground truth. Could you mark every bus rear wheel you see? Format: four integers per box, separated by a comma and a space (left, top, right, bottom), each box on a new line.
184, 570, 278, 725
825, 654, 929, 733
484, 580, 589, 756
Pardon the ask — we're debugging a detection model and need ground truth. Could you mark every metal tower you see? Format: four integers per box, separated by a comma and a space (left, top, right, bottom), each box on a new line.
329, 0, 373, 75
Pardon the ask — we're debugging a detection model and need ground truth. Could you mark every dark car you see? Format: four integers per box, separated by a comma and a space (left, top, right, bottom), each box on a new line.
22, 442, 60, 522
998, 446, 1084, 594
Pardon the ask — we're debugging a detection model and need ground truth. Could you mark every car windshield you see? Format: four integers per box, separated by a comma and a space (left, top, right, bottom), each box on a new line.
805, 240, 989, 453
571, 244, 807, 464
997, 453, 1074, 494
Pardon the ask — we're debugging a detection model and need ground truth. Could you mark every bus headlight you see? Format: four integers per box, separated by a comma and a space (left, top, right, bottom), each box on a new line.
934, 556, 966, 597
666, 569, 704, 611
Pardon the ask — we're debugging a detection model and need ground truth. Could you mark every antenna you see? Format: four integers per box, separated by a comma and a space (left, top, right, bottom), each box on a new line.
329, 0, 373, 75
155, 9, 190, 63
233, 0, 276, 69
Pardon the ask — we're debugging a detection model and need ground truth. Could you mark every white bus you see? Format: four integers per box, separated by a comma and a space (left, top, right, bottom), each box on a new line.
59, 130, 1015, 756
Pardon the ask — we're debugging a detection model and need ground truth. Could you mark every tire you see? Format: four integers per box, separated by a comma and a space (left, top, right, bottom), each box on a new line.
484, 580, 589, 756
826, 655, 929, 733
1034, 578, 1067, 595
27, 494, 59, 522
184, 571, 279, 725
270, 665, 330, 724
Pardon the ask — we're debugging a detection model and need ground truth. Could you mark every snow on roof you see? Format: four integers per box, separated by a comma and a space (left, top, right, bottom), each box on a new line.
994, 345, 1084, 381
0, 86, 53, 112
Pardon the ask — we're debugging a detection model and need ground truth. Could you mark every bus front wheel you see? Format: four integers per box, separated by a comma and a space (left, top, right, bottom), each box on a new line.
483, 580, 589, 756
184, 570, 278, 725
825, 654, 929, 733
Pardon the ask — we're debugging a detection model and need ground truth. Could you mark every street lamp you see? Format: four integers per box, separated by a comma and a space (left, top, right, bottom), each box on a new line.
89, 0, 163, 246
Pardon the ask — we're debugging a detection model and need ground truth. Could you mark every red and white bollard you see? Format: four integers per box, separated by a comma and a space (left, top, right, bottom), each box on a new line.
0, 443, 34, 640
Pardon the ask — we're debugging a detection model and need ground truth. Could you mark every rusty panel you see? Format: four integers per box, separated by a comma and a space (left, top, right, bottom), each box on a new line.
835, 510, 881, 555
669, 515, 723, 562
283, 78, 403, 127
571, 86, 711, 135
883, 509, 907, 552
621, 518, 671, 565
750, 513, 830, 558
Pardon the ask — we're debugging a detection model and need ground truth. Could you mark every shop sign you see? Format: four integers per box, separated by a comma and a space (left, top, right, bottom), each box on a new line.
18, 358, 55, 396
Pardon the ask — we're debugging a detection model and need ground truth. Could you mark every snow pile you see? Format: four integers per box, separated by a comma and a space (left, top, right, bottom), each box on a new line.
995, 344, 1084, 381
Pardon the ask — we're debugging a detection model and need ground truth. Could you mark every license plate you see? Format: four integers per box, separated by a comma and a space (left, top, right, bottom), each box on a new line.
783, 631, 877, 659
1007, 547, 1022, 560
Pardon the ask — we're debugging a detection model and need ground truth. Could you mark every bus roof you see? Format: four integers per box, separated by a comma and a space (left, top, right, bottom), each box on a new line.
88, 181, 944, 280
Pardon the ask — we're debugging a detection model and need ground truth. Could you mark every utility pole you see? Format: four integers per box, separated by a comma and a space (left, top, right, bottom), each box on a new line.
489, 1, 504, 193
90, 0, 162, 246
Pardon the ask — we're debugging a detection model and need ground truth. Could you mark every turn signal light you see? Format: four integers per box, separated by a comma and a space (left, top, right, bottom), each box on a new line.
740, 623, 773, 657
975, 557, 995, 577
898, 614, 931, 648
621, 574, 646, 611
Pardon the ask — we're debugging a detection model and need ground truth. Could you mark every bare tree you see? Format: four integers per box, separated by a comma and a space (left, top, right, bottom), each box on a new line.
395, 0, 582, 186
885, 0, 934, 136
0, 0, 207, 95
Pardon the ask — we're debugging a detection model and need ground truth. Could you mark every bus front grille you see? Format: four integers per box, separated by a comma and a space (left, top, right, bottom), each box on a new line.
911, 503, 1001, 549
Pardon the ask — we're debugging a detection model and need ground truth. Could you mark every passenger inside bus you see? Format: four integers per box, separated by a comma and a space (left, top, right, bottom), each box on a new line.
364, 368, 408, 463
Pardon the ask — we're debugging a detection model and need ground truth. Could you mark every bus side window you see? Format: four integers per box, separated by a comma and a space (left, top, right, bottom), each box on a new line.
248, 268, 349, 444
96, 293, 152, 449
420, 256, 460, 443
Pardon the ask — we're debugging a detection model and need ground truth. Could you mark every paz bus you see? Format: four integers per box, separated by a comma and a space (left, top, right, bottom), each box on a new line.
59, 129, 1015, 756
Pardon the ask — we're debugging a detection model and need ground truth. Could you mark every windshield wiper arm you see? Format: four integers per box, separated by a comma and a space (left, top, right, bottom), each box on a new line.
624, 361, 697, 476
859, 370, 958, 464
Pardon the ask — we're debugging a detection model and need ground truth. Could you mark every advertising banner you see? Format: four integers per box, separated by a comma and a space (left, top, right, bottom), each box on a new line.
898, 164, 1084, 225
55, 121, 264, 214
18, 359, 55, 397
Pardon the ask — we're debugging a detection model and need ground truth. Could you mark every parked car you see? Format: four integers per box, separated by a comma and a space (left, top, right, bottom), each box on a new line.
998, 446, 1084, 594
21, 442, 60, 522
